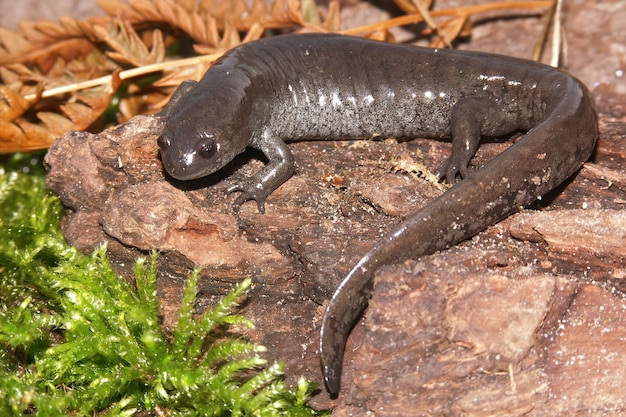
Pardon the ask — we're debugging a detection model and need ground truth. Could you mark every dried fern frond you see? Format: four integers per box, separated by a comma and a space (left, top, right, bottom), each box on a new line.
0, 17, 106, 70
94, 19, 166, 67
99, 0, 309, 34
0, 75, 121, 153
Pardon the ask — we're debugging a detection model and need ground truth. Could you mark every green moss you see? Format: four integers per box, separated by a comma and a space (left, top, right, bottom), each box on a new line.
0, 154, 327, 416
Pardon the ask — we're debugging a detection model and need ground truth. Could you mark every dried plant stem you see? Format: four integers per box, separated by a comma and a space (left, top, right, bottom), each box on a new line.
24, 53, 223, 101
341, 1, 553, 36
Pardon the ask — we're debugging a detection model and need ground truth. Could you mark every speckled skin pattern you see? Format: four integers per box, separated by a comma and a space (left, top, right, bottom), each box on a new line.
157, 34, 598, 396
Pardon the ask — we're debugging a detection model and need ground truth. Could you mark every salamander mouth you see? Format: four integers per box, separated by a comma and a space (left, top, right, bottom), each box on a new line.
159, 149, 214, 181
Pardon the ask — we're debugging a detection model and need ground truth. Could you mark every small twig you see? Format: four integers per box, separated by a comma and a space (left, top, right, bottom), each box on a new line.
533, 0, 561, 66
341, 1, 553, 36
550, 0, 563, 67
413, 0, 453, 48
24, 53, 222, 101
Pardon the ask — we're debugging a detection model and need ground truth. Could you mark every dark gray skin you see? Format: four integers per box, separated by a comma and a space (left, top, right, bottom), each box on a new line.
157, 34, 598, 396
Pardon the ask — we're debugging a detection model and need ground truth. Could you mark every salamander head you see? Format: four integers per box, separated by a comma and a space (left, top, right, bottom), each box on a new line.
157, 120, 241, 181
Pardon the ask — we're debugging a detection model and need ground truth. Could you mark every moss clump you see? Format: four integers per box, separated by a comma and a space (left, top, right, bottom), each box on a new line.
0, 153, 325, 416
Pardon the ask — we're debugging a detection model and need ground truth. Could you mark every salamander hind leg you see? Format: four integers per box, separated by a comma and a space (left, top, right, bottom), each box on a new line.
435, 97, 501, 182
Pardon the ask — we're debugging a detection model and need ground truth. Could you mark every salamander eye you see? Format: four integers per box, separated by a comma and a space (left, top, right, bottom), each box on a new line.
199, 141, 218, 159
157, 134, 170, 149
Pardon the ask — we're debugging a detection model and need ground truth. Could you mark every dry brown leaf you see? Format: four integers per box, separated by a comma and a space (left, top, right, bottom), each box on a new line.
94, 19, 166, 67
242, 23, 265, 43
118, 88, 170, 122
0, 28, 31, 57
153, 64, 212, 89
0, 85, 32, 120
33, 17, 95, 41
322, 1, 341, 32
219, 20, 243, 50
365, 31, 395, 42
0, 121, 52, 153
62, 74, 121, 131
14, 119, 54, 146
37, 111, 75, 137
0, 120, 30, 148
301, 0, 321, 25
429, 15, 470, 48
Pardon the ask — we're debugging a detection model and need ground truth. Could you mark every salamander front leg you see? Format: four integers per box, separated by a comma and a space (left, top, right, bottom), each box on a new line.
227, 133, 295, 213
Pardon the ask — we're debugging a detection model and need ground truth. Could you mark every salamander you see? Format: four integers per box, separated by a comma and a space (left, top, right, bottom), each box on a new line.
157, 33, 598, 396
